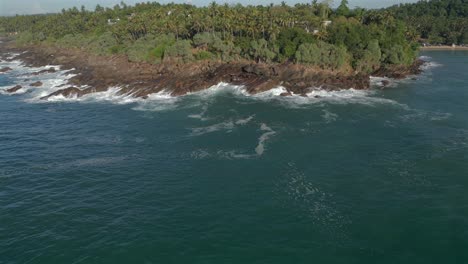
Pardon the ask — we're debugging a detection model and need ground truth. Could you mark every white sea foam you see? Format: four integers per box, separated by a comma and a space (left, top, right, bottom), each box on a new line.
190, 115, 253, 136
189, 119, 273, 158
420, 61, 443, 71
322, 110, 338, 123
400, 109, 453, 122
188, 104, 210, 121
190, 149, 256, 160
235, 115, 255, 125
0, 60, 76, 98
132, 90, 180, 111
369, 76, 397, 88
219, 150, 256, 159
419, 55, 432, 61
255, 123, 276, 155
252, 86, 288, 98
189, 82, 248, 97
190, 120, 235, 136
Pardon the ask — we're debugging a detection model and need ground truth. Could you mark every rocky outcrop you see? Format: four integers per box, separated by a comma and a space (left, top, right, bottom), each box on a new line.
30, 81, 43, 87
372, 60, 424, 79
6, 85, 22, 93
0, 41, 426, 101
0, 67, 12, 73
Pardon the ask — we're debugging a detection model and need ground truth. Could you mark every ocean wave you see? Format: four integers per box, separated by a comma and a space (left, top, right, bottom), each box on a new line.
369, 76, 397, 88
253, 86, 288, 98
0, 59, 76, 98
188, 82, 249, 97
132, 90, 180, 111
1, 56, 407, 111
172, 84, 406, 111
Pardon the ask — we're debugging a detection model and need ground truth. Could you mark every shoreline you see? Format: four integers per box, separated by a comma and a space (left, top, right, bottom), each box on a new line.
0, 39, 424, 100
420, 46, 468, 51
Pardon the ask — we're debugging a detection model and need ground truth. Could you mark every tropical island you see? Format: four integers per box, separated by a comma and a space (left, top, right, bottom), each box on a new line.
0, 0, 466, 98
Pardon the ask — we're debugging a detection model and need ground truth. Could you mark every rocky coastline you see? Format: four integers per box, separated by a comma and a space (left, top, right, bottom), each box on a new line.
1, 39, 424, 100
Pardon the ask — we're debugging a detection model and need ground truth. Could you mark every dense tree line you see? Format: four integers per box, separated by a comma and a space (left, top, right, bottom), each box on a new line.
386, 0, 468, 45
0, 0, 419, 72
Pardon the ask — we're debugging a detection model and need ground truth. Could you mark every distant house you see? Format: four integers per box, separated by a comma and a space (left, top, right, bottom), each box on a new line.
107, 18, 120, 25
322, 20, 332, 27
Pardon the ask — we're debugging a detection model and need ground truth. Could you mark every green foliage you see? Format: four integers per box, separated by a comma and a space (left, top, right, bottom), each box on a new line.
193, 32, 215, 47
87, 32, 119, 55
355, 39, 381, 73
195, 50, 215, 61
0, 1, 426, 69
386, 0, 468, 45
127, 35, 157, 62
460, 30, 468, 45
148, 45, 166, 62
125, 34, 175, 63
276, 28, 314, 62
249, 39, 277, 63
164, 40, 193, 63
295, 41, 349, 70
336, 0, 350, 17
14, 31, 35, 45
381, 44, 415, 65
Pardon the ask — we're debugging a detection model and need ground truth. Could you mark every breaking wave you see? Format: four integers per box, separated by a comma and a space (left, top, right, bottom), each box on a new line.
1, 56, 409, 111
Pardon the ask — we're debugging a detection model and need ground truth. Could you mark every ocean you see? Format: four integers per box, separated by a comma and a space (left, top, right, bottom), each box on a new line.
1, 51, 467, 263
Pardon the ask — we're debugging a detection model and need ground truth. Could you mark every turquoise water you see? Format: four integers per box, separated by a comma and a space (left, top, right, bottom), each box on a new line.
1, 51, 468, 263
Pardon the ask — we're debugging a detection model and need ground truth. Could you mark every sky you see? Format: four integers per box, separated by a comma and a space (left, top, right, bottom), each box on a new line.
0, 0, 419, 16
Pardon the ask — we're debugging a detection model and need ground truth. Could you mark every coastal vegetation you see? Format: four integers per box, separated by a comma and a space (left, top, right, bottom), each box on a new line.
0, 0, 425, 73
386, 0, 468, 45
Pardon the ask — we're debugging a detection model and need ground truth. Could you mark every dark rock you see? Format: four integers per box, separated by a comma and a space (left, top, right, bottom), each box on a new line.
0, 67, 12, 73
41, 87, 82, 100
381, 80, 390, 86
30, 81, 43, 87
31, 67, 56, 75
280, 92, 292, 97
300, 94, 308, 97
6, 85, 22, 93
242, 64, 270, 77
